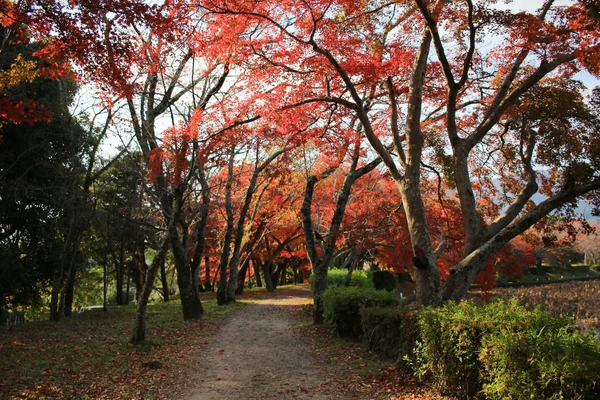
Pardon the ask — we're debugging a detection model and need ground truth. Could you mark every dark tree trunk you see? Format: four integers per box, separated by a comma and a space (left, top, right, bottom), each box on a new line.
263, 261, 275, 292
218, 148, 236, 305
253, 259, 262, 287
49, 273, 63, 322
235, 258, 250, 295
115, 240, 125, 305
159, 257, 169, 302
279, 264, 287, 286
125, 263, 131, 305
171, 221, 204, 320
63, 265, 77, 317
204, 256, 212, 292
103, 250, 108, 312
131, 238, 169, 345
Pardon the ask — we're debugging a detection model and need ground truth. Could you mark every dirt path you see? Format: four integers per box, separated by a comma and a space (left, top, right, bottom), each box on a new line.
186, 289, 348, 400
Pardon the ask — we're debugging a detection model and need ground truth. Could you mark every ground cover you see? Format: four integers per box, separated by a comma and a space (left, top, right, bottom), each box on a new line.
0, 295, 239, 399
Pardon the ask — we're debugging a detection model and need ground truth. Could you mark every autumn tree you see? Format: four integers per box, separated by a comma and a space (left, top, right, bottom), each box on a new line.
204, 0, 600, 308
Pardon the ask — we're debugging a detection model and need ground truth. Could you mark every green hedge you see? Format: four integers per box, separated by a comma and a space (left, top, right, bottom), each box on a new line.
322, 287, 399, 338
372, 270, 397, 291
360, 306, 404, 358
411, 299, 600, 399
481, 324, 600, 399
309, 268, 373, 296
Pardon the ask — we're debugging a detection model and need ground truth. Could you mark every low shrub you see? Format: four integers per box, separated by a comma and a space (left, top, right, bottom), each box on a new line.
360, 306, 404, 358
325, 269, 347, 288
350, 269, 373, 289
322, 287, 399, 338
481, 325, 600, 399
413, 301, 486, 398
310, 268, 373, 296
412, 299, 573, 398
372, 270, 397, 291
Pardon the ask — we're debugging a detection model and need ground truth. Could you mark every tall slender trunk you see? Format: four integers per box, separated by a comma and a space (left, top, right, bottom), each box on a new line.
131, 237, 170, 345
204, 256, 212, 292
397, 178, 441, 306
263, 261, 275, 292
0, 290, 7, 325
235, 258, 250, 295
279, 264, 287, 286
217, 148, 236, 305
159, 257, 169, 302
116, 240, 125, 305
253, 259, 262, 287
125, 263, 131, 305
103, 250, 108, 312
171, 215, 204, 319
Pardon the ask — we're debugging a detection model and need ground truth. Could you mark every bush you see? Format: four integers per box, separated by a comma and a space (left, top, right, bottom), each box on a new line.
325, 269, 347, 288
372, 270, 397, 291
409, 298, 600, 399
412, 299, 573, 398
360, 306, 404, 358
350, 269, 373, 289
322, 287, 399, 338
309, 268, 373, 296
481, 324, 600, 399
413, 301, 486, 398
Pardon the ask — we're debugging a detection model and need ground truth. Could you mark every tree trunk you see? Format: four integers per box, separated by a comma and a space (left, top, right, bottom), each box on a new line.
171, 223, 204, 320
159, 257, 169, 302
235, 258, 250, 295
63, 259, 77, 317
397, 178, 441, 306
263, 261, 275, 292
279, 264, 287, 286
204, 256, 212, 292
49, 273, 63, 322
253, 259, 262, 287
116, 240, 125, 305
217, 147, 236, 305
131, 237, 169, 345
103, 250, 108, 312
125, 263, 131, 305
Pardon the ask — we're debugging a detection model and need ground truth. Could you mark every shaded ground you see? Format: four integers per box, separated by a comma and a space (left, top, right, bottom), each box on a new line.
0, 300, 239, 399
187, 288, 347, 399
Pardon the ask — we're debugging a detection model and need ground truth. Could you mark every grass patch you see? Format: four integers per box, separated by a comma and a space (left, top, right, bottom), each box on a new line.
0, 298, 241, 399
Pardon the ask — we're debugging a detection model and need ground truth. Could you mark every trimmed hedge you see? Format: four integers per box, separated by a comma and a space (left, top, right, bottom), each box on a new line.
322, 287, 399, 338
309, 269, 373, 296
411, 299, 600, 399
360, 306, 404, 358
481, 324, 600, 399
372, 270, 397, 291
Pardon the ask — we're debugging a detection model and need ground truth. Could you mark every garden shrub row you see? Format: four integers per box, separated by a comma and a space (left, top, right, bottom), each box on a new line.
321, 288, 600, 399
411, 299, 600, 399
322, 287, 399, 338
310, 268, 399, 296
